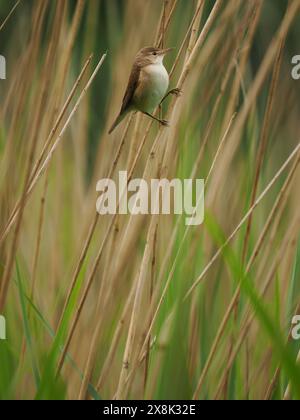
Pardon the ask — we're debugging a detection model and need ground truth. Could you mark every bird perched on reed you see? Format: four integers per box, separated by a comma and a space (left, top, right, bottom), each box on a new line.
109, 46, 181, 134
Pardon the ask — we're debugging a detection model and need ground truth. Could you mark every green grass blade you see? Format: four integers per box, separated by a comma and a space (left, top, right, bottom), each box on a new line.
16, 261, 41, 389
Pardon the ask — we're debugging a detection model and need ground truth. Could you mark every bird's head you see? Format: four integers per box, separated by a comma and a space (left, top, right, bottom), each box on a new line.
136, 46, 174, 66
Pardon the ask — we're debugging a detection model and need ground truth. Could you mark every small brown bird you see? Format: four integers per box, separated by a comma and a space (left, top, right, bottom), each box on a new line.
109, 46, 181, 134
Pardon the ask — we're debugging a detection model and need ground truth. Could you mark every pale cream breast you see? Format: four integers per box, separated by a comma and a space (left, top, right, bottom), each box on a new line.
133, 63, 169, 113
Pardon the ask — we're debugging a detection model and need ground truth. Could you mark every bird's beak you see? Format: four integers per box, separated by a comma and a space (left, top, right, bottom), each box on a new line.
158, 47, 174, 56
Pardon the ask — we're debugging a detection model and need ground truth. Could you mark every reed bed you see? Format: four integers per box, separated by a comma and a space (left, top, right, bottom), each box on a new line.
0, 0, 300, 400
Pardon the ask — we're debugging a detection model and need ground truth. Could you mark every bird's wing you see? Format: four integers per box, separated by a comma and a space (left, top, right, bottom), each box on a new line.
120, 63, 141, 113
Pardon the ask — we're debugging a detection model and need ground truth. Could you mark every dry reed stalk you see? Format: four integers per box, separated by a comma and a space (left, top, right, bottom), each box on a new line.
0, 0, 50, 311
222, 0, 262, 132
75, 0, 100, 178
213, 215, 300, 400
0, 54, 93, 245
16, 2, 82, 301
255, 179, 298, 284
77, 221, 156, 399
171, 0, 224, 106
20, 172, 49, 370
154, 11, 249, 292
161, 0, 230, 169
117, 308, 176, 400
134, 114, 235, 377
94, 0, 177, 179
265, 366, 282, 400
114, 219, 158, 400
0, 0, 52, 222
76, 219, 137, 398
208, 0, 299, 198
55, 118, 140, 376
180, 0, 241, 119
111, 0, 226, 307
143, 224, 158, 395
192, 149, 300, 399
90, 1, 232, 303
1, 5, 44, 259
55, 114, 135, 374
248, 349, 274, 399
185, 0, 204, 60
82, 2, 227, 395
0, 52, 106, 311
154, 0, 168, 46
80, 0, 175, 245
211, 66, 297, 400
225, 36, 285, 398
241, 41, 285, 265
190, 57, 236, 178
126, 0, 176, 171
100, 0, 225, 396
283, 343, 300, 400
0, 30, 24, 110
56, 0, 184, 377
30, 171, 49, 302
52, 51, 130, 328
58, 126, 156, 382
17, 169, 49, 376
96, 283, 136, 393
1, 4, 67, 370
52, 0, 86, 118
25, 0, 87, 312
158, 0, 167, 48
155, 0, 178, 47
122, 45, 240, 392
77, 301, 107, 399
224, 155, 300, 376
169, 0, 204, 77
264, 302, 300, 400
71, 1, 181, 395
2, 0, 299, 401
113, 0, 221, 327
2, 1, 65, 142
215, 256, 299, 399
126, 114, 143, 170
95, 222, 120, 314
0, 0, 21, 32
186, 0, 300, 299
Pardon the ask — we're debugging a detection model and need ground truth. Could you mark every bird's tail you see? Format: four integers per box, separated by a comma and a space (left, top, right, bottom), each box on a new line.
108, 112, 126, 135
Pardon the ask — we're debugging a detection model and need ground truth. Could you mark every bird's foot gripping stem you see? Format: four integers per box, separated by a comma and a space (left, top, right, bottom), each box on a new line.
169, 88, 182, 97
159, 119, 170, 127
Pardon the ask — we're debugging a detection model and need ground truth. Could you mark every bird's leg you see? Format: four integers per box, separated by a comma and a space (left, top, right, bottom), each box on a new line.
160, 88, 182, 105
143, 112, 169, 127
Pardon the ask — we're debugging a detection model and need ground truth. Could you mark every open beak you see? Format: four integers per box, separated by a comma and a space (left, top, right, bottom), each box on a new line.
158, 47, 174, 56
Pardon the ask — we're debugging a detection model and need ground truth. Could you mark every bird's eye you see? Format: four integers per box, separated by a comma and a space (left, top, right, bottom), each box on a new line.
153, 52, 157, 56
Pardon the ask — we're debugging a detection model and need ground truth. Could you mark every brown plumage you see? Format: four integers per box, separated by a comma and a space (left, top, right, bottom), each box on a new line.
109, 47, 176, 134
108, 63, 141, 134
